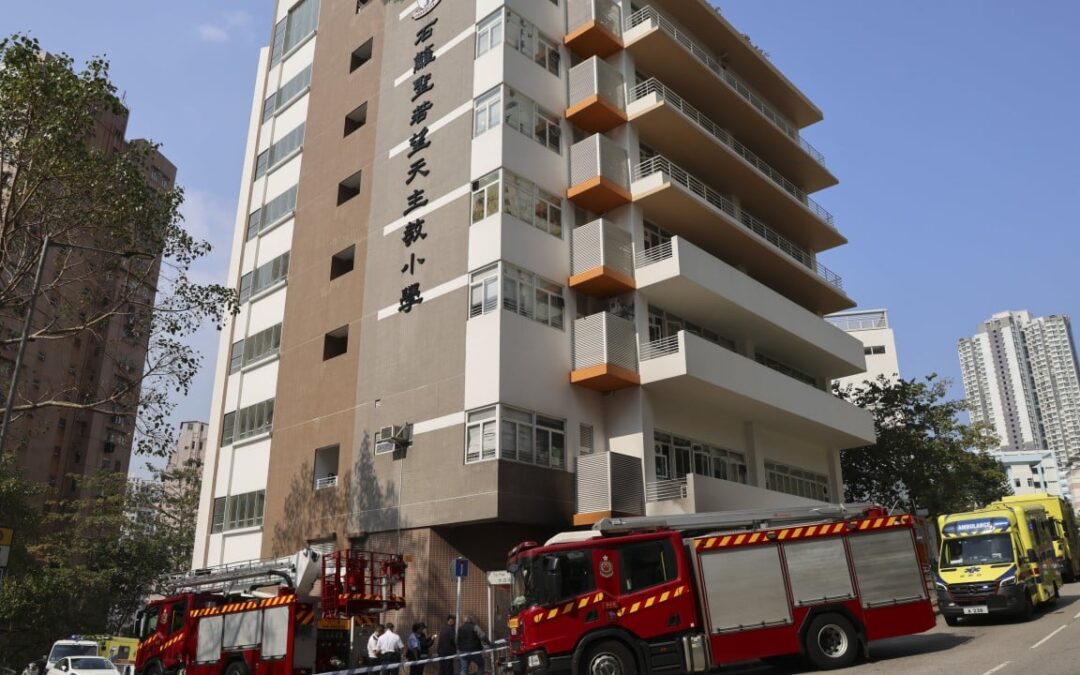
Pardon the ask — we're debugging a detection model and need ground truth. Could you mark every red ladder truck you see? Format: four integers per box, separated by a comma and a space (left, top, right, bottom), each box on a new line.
134, 548, 406, 675
502, 504, 935, 674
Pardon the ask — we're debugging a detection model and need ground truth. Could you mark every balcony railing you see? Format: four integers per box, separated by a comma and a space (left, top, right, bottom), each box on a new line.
629, 78, 833, 227
631, 155, 843, 289
577, 451, 645, 517
573, 312, 638, 373
826, 313, 889, 332
570, 134, 629, 189
634, 240, 673, 268
639, 334, 680, 361
645, 477, 688, 502
624, 6, 826, 166
315, 475, 338, 491
569, 0, 623, 39
569, 56, 626, 111
571, 219, 634, 279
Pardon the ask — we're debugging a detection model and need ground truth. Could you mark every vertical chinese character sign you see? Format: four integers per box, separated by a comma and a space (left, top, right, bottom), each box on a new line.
399, 12, 440, 314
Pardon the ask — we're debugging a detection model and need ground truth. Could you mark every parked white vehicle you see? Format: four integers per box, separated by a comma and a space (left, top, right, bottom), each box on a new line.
45, 658, 116, 675
44, 641, 97, 671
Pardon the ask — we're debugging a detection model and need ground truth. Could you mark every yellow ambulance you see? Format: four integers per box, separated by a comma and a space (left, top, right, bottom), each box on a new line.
992, 493, 1080, 581
936, 502, 1062, 625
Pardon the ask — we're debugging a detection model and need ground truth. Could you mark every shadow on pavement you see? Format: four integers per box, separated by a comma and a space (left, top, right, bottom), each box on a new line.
716, 633, 972, 674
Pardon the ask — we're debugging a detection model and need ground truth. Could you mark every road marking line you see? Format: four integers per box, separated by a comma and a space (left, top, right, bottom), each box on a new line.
980, 662, 1010, 675
1074, 609, 1080, 619
1030, 624, 1068, 649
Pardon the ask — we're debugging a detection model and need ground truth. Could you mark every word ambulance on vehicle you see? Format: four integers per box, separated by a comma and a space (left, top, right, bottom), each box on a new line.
992, 493, 1080, 581
134, 547, 406, 675
936, 502, 1062, 624
502, 504, 935, 674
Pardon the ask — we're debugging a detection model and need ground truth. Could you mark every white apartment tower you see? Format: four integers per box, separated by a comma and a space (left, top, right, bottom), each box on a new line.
958, 311, 1080, 471
193, 0, 875, 624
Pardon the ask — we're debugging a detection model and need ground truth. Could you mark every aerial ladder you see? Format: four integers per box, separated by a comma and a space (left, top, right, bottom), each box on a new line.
593, 502, 881, 536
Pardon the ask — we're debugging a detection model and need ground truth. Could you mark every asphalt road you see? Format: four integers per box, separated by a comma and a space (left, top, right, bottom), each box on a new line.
718, 583, 1080, 675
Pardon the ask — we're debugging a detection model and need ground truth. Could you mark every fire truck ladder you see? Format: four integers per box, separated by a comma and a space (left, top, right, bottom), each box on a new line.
593, 503, 878, 536
164, 549, 321, 596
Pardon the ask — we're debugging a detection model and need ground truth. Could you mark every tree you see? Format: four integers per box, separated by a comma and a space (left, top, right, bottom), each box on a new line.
837, 374, 1010, 520
0, 34, 236, 457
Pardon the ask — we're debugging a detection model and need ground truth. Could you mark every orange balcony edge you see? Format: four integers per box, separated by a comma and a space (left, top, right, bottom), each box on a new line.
566, 95, 628, 134
570, 364, 641, 392
564, 21, 624, 59
567, 176, 633, 213
573, 510, 619, 527
569, 266, 636, 296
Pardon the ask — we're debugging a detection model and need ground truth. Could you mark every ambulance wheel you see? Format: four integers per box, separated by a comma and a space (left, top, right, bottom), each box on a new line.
581, 640, 637, 675
1017, 593, 1035, 622
224, 661, 249, 675
1055, 582, 1061, 600
804, 613, 859, 670
944, 615, 961, 627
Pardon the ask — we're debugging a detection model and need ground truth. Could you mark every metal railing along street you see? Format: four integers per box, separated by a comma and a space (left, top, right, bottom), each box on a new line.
631, 156, 843, 289
624, 6, 826, 166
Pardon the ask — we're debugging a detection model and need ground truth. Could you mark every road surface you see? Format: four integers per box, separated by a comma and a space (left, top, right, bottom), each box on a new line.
718, 583, 1080, 674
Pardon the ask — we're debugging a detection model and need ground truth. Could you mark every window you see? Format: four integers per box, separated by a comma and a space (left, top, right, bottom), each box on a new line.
469, 265, 499, 317
356, 0, 371, 10
263, 64, 313, 121
323, 326, 349, 360
619, 539, 675, 593
475, 11, 503, 58
473, 87, 502, 137
653, 430, 746, 484
314, 444, 340, 490
344, 102, 369, 136
255, 123, 305, 179
648, 306, 734, 351
533, 34, 560, 76
246, 185, 298, 240
224, 489, 266, 530
271, 0, 321, 65
547, 550, 596, 603
230, 398, 275, 443
755, 352, 817, 387
350, 37, 374, 72
338, 170, 362, 205
221, 412, 237, 446
330, 245, 356, 279
471, 171, 501, 223
580, 424, 594, 455
503, 264, 564, 329
864, 345, 886, 356
501, 170, 561, 236
504, 89, 561, 153
765, 461, 829, 501
239, 253, 290, 302
466, 407, 497, 463
242, 324, 283, 367
229, 340, 245, 374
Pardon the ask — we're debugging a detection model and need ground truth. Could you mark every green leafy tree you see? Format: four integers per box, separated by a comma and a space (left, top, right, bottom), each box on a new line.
837, 374, 1010, 521
0, 34, 236, 457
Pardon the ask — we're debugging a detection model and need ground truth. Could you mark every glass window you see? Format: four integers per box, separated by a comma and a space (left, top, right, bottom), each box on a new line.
242, 324, 283, 367
283, 0, 320, 58
465, 407, 497, 463
534, 34, 560, 76
474, 87, 502, 137
475, 10, 503, 58
765, 460, 829, 501
469, 265, 499, 317
229, 339, 245, 374
504, 89, 561, 154
255, 123, 306, 179
220, 412, 236, 447
619, 539, 676, 593
211, 496, 226, 533
265, 64, 313, 121
471, 171, 501, 223
501, 263, 564, 329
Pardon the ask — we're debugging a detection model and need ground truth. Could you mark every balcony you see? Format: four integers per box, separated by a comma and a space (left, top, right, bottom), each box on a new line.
574, 451, 645, 526
634, 237, 865, 378
646, 473, 828, 516
568, 134, 632, 213
566, 0, 623, 59
631, 155, 853, 315
638, 331, 875, 449
571, 312, 640, 392
622, 6, 833, 190
315, 475, 338, 491
567, 57, 627, 134
628, 78, 842, 249
570, 219, 635, 296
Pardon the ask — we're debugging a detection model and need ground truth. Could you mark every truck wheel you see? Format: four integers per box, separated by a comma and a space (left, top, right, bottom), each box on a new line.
142, 663, 162, 675
804, 613, 859, 670
1017, 592, 1035, 622
224, 662, 249, 675
944, 615, 960, 627
581, 640, 637, 675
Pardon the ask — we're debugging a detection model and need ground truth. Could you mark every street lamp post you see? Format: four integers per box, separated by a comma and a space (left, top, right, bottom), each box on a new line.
0, 236, 142, 454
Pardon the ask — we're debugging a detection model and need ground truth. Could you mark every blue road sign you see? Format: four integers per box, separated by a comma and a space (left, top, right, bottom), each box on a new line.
453, 557, 469, 578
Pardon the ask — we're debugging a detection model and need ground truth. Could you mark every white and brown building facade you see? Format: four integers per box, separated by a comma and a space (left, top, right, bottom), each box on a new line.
194, 0, 874, 624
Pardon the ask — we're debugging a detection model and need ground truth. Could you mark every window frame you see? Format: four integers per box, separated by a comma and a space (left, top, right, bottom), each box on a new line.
474, 87, 502, 137
618, 538, 677, 594
465, 404, 566, 470
475, 10, 504, 58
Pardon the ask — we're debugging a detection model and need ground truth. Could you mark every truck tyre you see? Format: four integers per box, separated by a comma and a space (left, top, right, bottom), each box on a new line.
143, 663, 162, 675
224, 662, 249, 675
580, 640, 637, 675
1017, 592, 1035, 622
804, 613, 859, 670
943, 615, 960, 627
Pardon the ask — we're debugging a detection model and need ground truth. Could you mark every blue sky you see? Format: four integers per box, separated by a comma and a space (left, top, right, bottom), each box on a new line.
4, 1, 1080, 472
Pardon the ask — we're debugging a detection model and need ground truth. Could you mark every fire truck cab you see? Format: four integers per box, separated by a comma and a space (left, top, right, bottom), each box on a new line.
135, 548, 406, 675
504, 505, 936, 674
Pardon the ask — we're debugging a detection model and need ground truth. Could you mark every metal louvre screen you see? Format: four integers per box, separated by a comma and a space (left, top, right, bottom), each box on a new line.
848, 529, 927, 608
195, 615, 223, 664
784, 538, 854, 606
700, 545, 791, 632
261, 606, 289, 658
223, 610, 263, 649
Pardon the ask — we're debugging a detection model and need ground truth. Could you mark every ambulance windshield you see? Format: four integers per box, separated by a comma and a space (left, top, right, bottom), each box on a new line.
940, 534, 1014, 568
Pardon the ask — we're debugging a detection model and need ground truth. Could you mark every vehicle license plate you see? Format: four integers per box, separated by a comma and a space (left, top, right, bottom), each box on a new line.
962, 606, 989, 615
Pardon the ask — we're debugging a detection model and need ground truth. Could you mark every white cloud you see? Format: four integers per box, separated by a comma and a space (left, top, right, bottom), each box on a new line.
197, 24, 230, 43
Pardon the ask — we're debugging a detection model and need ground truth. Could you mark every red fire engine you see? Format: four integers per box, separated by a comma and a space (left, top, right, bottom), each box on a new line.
134, 548, 406, 675
503, 504, 936, 673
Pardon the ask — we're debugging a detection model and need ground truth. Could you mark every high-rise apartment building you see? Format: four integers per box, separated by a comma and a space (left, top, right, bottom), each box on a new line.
826, 309, 900, 389
958, 311, 1080, 471
0, 104, 175, 499
168, 420, 209, 469
194, 0, 874, 625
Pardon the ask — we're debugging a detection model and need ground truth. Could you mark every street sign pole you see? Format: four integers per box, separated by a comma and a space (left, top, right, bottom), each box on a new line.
453, 557, 469, 628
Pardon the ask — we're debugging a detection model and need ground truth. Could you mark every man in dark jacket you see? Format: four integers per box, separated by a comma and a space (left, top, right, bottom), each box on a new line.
436, 614, 456, 675
456, 615, 489, 675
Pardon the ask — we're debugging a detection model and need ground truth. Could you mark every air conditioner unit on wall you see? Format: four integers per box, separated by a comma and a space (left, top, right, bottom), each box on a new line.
374, 423, 413, 455
374, 439, 397, 455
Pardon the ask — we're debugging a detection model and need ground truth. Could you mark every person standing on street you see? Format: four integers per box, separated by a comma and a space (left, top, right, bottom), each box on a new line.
378, 622, 407, 669
436, 614, 457, 675
457, 615, 490, 675
367, 624, 386, 666
407, 622, 431, 675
